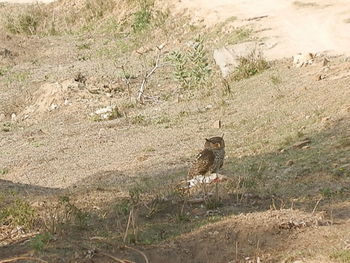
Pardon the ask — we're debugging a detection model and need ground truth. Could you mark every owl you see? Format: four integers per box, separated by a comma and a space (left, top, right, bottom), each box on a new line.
188, 136, 225, 179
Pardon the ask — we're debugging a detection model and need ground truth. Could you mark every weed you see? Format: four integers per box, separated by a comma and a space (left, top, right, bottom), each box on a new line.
131, 114, 149, 125
132, 2, 153, 33
0, 167, 9, 175
331, 249, 350, 263
205, 198, 223, 210
59, 196, 90, 230
230, 49, 269, 81
5, 5, 47, 35
0, 198, 36, 230
320, 187, 335, 198
168, 36, 212, 89
270, 75, 282, 85
30, 232, 53, 252
226, 28, 252, 45
76, 43, 91, 50
115, 199, 131, 216
84, 0, 115, 22
154, 115, 171, 125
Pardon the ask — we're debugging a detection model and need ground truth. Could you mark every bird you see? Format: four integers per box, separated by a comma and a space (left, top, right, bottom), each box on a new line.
188, 135, 225, 179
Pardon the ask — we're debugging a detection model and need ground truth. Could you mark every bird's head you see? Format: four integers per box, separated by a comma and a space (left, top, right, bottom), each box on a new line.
204, 136, 225, 149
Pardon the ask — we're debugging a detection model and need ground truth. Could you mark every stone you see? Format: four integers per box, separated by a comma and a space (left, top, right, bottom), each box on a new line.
293, 53, 314, 67
0, 113, 5, 122
11, 113, 17, 122
212, 120, 222, 129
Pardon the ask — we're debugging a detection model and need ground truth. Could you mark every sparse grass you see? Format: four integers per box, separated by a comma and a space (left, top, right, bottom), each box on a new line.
4, 4, 48, 35
229, 50, 269, 81
331, 250, 350, 263
2, 0, 116, 35
30, 232, 53, 252
132, 5, 152, 33
0, 198, 36, 230
76, 43, 91, 50
131, 114, 149, 125
226, 27, 252, 45
0, 167, 9, 175
84, 0, 115, 22
270, 75, 282, 85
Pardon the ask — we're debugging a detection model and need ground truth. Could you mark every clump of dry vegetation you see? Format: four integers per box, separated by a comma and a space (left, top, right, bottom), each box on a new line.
229, 49, 269, 81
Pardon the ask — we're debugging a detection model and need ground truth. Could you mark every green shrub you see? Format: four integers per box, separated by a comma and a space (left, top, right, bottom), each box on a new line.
169, 36, 212, 89
132, 6, 152, 32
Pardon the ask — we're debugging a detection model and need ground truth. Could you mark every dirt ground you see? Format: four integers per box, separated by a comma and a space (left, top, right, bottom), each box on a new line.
0, 0, 349, 262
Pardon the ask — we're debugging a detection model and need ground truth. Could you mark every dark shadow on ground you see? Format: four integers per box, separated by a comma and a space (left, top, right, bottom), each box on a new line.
1, 118, 349, 262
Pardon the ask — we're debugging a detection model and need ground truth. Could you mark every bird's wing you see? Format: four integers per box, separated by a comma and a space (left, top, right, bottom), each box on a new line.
188, 149, 215, 178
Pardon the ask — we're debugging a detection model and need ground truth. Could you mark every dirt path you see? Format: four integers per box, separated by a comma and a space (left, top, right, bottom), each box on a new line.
0, 0, 55, 3
172, 0, 350, 59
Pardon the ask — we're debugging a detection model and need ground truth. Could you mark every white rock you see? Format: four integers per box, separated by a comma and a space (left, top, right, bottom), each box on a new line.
49, 104, 59, 111
293, 53, 314, 67
95, 106, 113, 115
11, 113, 17, 122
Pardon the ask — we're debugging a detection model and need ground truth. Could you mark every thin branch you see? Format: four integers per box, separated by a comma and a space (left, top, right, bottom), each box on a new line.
312, 196, 323, 215
123, 207, 133, 243
99, 251, 135, 263
0, 257, 48, 263
137, 45, 165, 104
124, 246, 149, 263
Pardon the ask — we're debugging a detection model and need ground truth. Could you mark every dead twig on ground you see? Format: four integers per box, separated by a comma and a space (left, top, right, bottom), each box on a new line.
137, 44, 165, 104
99, 251, 136, 263
0, 257, 48, 263
124, 246, 149, 263
312, 196, 323, 215
123, 207, 133, 243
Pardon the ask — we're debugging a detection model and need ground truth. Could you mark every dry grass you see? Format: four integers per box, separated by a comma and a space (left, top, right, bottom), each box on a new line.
229, 49, 269, 81
0, 1, 350, 262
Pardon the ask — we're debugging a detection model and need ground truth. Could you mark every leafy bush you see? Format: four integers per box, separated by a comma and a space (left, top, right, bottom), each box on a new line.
132, 5, 152, 32
169, 36, 212, 89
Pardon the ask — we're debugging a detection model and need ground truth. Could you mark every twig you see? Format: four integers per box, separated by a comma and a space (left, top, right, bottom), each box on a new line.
235, 241, 238, 262
124, 246, 149, 263
245, 15, 268, 21
312, 196, 323, 215
0, 257, 48, 263
99, 251, 135, 263
137, 45, 165, 104
123, 208, 133, 243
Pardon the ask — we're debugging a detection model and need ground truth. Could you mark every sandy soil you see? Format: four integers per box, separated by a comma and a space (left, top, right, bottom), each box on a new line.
0, 0, 55, 3
170, 0, 350, 59
4, 0, 350, 58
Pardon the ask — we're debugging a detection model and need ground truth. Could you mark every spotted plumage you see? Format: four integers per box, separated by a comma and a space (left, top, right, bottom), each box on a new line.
188, 136, 225, 179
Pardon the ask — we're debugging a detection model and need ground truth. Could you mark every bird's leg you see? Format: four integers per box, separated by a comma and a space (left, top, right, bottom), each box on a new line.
215, 173, 219, 203
202, 172, 209, 199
